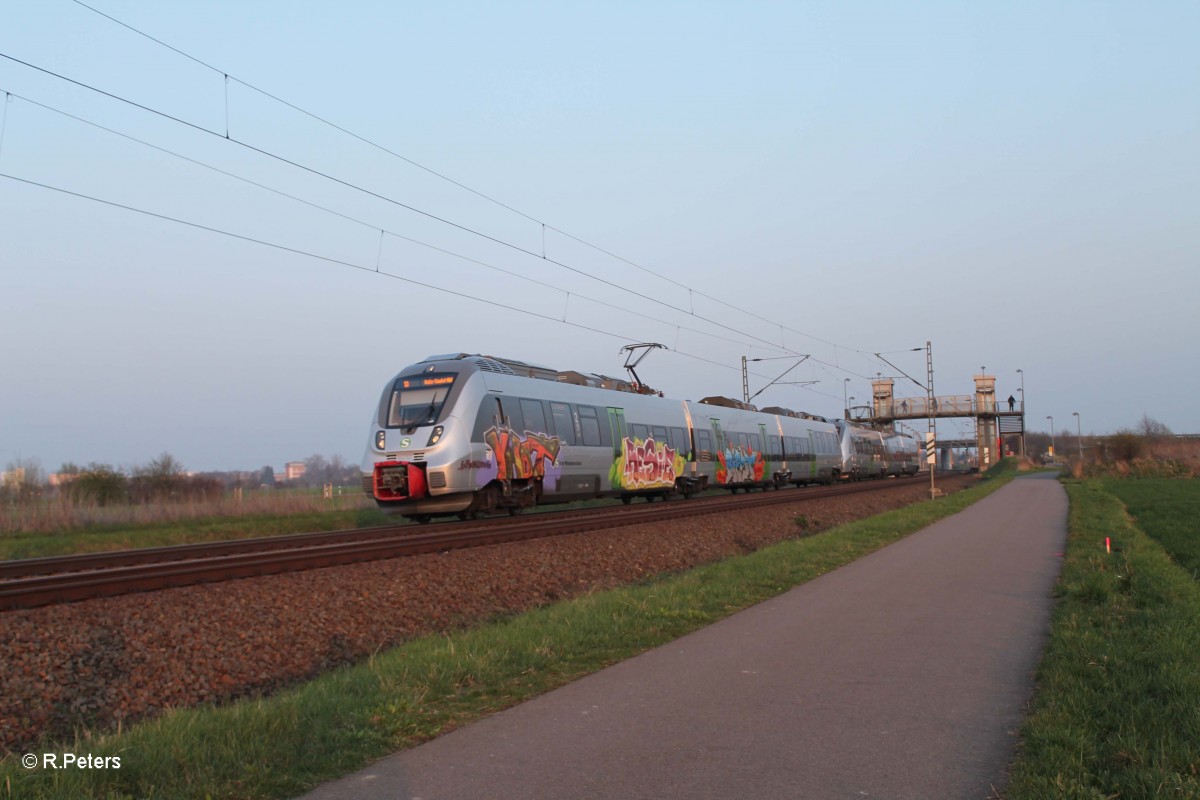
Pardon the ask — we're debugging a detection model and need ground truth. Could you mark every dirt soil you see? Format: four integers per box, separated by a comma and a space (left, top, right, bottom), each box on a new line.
0, 474, 975, 753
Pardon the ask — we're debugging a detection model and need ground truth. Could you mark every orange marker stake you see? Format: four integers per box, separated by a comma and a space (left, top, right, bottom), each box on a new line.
1105, 537, 1111, 554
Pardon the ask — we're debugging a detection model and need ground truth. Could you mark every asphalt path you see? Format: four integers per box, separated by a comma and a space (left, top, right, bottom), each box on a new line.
298, 473, 1067, 800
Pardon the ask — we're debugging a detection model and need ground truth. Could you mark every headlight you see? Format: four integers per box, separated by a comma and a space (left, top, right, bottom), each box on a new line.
427, 425, 444, 446
375, 430, 386, 450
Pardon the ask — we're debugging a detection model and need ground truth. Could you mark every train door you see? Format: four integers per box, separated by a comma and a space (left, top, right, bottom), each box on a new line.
606, 407, 627, 489
680, 401, 698, 478
803, 431, 818, 481
758, 423, 772, 484
710, 419, 729, 487
607, 408, 627, 455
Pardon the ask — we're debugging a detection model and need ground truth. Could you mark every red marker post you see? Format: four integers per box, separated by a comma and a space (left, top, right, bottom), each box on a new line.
1105, 537, 1111, 554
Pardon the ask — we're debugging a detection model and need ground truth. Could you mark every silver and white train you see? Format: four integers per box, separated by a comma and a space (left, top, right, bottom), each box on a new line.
361, 353, 921, 521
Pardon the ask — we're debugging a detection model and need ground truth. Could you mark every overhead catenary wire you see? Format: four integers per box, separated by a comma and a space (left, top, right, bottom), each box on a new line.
3, 6, 921, 393
62, 0, 877, 356
1, 88, 787, 358
1, 171, 788, 384
0, 50, 825, 364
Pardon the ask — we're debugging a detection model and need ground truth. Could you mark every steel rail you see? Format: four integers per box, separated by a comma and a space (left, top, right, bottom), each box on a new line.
0, 478, 926, 611
0, 499, 688, 580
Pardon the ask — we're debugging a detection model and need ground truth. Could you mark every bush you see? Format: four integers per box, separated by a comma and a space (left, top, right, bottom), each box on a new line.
61, 463, 129, 507
1106, 429, 1143, 462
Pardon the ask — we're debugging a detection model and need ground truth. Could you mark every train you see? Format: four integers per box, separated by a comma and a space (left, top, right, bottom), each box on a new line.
360, 353, 922, 522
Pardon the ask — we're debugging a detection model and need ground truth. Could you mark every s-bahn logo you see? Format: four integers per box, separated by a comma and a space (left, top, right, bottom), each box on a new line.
483, 425, 561, 480
616, 436, 684, 490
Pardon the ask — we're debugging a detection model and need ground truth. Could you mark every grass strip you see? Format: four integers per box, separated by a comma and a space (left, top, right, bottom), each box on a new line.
1101, 478, 1200, 579
1005, 479, 1200, 799
0, 508, 392, 561
2, 469, 1014, 800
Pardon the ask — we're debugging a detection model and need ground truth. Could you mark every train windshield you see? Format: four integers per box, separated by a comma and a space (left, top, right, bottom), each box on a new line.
387, 374, 456, 429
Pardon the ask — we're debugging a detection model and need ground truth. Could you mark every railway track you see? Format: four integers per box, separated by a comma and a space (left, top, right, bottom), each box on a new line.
0, 479, 922, 611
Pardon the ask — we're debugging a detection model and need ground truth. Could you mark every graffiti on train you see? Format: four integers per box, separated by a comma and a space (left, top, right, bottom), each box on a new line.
616, 436, 686, 490
483, 426, 561, 481
716, 447, 765, 485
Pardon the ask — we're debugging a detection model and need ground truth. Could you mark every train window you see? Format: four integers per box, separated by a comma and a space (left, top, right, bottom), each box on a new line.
520, 398, 548, 435
597, 407, 614, 447
630, 423, 650, 442
766, 436, 781, 457
473, 398, 497, 442
668, 427, 689, 458
497, 399, 524, 434
550, 402, 577, 446
799, 437, 814, 461
651, 425, 669, 444
578, 406, 602, 447
386, 373, 456, 429
696, 429, 712, 461
750, 433, 761, 452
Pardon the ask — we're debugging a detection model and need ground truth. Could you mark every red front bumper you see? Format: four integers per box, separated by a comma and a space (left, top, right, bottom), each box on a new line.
373, 461, 428, 501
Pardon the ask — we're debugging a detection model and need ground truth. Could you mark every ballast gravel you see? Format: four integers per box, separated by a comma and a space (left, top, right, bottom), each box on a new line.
0, 476, 973, 753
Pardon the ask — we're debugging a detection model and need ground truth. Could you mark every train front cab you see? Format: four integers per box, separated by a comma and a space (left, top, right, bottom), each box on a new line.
364, 365, 476, 519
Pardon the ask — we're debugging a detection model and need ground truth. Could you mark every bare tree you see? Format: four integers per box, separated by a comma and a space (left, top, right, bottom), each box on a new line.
130, 452, 188, 503
302, 454, 329, 488
1136, 414, 1172, 440
1, 457, 45, 504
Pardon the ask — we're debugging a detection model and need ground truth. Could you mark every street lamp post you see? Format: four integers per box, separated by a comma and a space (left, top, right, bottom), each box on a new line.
843, 378, 850, 417
1016, 369, 1026, 458
1046, 415, 1055, 462
1080, 410, 1089, 460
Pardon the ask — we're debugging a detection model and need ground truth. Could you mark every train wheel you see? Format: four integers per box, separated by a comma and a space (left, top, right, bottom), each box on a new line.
508, 506, 522, 516
412, 515, 433, 524
621, 494, 633, 505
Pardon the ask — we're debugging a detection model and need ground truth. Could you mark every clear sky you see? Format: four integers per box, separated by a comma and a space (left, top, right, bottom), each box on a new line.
2, 0, 1197, 474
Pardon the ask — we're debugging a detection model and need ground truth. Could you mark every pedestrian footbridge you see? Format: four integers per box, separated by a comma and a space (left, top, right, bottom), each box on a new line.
847, 375, 1026, 469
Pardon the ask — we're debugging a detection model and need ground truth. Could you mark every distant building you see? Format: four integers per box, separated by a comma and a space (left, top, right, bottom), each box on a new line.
284, 462, 307, 481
